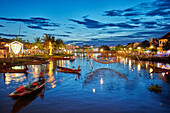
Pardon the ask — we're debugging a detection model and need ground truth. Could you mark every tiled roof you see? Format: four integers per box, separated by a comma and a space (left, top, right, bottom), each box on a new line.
159, 32, 170, 40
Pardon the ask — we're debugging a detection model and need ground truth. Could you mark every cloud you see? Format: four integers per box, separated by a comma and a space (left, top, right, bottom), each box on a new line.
55, 35, 70, 37
43, 33, 56, 36
27, 25, 55, 31
0, 17, 59, 30
0, 33, 26, 37
107, 31, 116, 34
65, 39, 140, 47
69, 18, 138, 29
133, 31, 168, 38
65, 31, 72, 34
104, 0, 170, 17
91, 38, 99, 41
67, 26, 75, 29
82, 15, 89, 18
0, 25, 4, 27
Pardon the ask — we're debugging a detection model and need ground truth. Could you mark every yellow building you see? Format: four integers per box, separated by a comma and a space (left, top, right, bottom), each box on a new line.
157, 32, 170, 51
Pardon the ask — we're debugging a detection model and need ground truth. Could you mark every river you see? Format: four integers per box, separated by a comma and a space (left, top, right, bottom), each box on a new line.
0, 54, 170, 113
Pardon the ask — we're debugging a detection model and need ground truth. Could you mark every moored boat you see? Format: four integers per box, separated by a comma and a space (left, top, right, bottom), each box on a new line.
0, 69, 28, 73
8, 81, 46, 98
70, 58, 75, 62
149, 64, 170, 73
57, 65, 81, 73
51, 57, 71, 60
57, 68, 81, 73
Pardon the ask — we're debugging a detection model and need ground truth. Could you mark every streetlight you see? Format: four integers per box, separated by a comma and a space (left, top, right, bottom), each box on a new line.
150, 46, 154, 49
100, 49, 103, 52
137, 47, 141, 49
5, 44, 9, 47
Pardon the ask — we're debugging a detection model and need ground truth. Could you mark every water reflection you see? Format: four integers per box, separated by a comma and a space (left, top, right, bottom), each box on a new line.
0, 54, 170, 113
100, 78, 103, 85
3, 73, 26, 85
47, 61, 56, 89
11, 88, 45, 113
84, 68, 128, 87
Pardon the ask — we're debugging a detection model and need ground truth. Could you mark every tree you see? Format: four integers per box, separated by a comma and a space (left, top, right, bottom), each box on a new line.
34, 37, 41, 44
33, 37, 43, 49
115, 44, 122, 51
42, 34, 52, 54
140, 40, 150, 48
99, 45, 110, 51
12, 36, 24, 43
54, 38, 65, 53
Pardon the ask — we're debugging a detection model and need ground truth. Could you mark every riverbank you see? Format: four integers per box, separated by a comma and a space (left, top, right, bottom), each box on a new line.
0, 53, 73, 67
115, 53, 170, 63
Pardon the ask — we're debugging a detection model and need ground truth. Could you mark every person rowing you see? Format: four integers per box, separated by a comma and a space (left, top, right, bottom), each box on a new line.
78, 65, 80, 70
39, 71, 46, 83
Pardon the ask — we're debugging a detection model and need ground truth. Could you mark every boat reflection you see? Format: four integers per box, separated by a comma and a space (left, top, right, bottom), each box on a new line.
11, 88, 45, 113
158, 73, 170, 82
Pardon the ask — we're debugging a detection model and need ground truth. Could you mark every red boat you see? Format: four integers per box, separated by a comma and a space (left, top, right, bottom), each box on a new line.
8, 81, 46, 98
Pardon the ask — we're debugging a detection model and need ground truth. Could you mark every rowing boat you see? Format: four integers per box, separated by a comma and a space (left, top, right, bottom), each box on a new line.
8, 81, 46, 98
57, 68, 81, 73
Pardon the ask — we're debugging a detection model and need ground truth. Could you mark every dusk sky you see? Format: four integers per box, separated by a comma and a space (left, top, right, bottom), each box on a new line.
0, 0, 169, 46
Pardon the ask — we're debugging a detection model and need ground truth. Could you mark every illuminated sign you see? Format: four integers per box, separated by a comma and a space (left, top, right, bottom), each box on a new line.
9, 41, 23, 54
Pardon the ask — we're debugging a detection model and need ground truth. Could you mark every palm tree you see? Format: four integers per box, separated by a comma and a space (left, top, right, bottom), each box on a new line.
12, 36, 24, 43
33, 37, 43, 50
55, 38, 65, 53
42, 34, 52, 54
34, 37, 41, 44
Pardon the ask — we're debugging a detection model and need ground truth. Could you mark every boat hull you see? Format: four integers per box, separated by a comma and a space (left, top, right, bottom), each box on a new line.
8, 81, 46, 98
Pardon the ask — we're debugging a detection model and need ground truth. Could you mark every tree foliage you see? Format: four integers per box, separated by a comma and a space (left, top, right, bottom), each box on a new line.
12, 36, 24, 43
139, 40, 150, 48
115, 44, 122, 50
99, 45, 110, 51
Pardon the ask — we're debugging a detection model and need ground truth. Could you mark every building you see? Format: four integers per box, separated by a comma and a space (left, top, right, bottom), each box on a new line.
66, 44, 79, 50
133, 42, 140, 49
81, 45, 94, 49
0, 38, 12, 54
150, 38, 159, 47
109, 46, 116, 50
157, 32, 170, 51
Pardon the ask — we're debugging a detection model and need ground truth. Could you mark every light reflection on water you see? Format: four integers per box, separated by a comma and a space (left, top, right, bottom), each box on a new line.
0, 54, 170, 113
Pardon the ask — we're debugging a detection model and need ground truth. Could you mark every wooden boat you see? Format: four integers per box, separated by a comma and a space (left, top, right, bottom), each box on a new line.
0, 69, 28, 73
26, 60, 49, 65
57, 69, 81, 73
51, 57, 71, 60
57, 66, 81, 73
8, 81, 46, 98
70, 58, 75, 62
149, 64, 170, 73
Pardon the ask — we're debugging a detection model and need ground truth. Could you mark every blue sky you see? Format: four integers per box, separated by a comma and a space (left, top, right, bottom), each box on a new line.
0, 0, 169, 46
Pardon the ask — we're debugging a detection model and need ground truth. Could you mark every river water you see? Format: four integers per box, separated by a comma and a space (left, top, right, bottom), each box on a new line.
0, 54, 170, 113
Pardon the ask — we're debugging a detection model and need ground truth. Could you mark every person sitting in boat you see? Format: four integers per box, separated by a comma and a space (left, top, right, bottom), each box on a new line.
78, 65, 80, 70
24, 64, 28, 70
39, 71, 46, 83
3, 62, 6, 69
